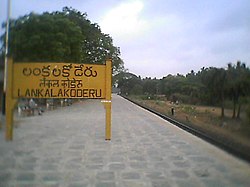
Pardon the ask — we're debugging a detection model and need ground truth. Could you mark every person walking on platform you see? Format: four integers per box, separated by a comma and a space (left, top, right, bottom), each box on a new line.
29, 99, 37, 115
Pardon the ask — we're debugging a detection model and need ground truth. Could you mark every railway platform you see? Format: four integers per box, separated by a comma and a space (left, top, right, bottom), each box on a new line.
0, 94, 249, 187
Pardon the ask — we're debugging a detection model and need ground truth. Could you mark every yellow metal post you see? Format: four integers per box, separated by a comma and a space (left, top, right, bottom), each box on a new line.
104, 59, 112, 140
6, 58, 16, 141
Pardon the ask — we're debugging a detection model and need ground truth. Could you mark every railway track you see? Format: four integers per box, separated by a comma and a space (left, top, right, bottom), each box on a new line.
122, 95, 250, 162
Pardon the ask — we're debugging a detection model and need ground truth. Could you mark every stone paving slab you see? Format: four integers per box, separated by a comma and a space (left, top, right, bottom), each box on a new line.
0, 94, 250, 187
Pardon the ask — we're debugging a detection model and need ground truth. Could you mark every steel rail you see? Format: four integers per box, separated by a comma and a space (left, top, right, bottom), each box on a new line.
121, 95, 250, 162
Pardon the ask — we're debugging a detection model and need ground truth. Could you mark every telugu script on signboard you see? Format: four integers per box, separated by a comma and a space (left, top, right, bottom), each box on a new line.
13, 63, 106, 98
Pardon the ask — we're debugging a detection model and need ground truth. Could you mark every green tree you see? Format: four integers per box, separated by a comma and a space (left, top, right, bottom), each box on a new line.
200, 67, 227, 118
6, 12, 82, 62
142, 77, 158, 95
161, 74, 187, 101
227, 61, 250, 119
1, 7, 124, 75
131, 84, 143, 95
115, 72, 142, 95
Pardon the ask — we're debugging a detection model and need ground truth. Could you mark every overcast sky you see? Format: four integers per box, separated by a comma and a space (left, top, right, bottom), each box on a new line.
1, 0, 250, 78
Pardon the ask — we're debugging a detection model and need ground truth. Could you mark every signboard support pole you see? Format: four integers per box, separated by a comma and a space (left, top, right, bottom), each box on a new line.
104, 59, 112, 140
6, 58, 17, 141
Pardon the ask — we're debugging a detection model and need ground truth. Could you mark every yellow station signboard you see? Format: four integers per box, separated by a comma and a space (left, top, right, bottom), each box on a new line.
13, 62, 107, 99
6, 59, 112, 141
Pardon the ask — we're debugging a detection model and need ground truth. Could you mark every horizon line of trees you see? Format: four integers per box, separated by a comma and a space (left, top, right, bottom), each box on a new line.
116, 61, 250, 120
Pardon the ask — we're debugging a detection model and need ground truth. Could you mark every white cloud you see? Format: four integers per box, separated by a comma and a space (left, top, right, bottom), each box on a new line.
100, 0, 148, 40
4, 0, 248, 77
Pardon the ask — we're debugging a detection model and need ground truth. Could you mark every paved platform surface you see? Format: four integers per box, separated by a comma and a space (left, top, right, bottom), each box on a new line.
0, 94, 250, 187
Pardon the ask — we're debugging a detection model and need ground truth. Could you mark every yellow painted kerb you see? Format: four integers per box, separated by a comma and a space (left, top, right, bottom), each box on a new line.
104, 59, 112, 140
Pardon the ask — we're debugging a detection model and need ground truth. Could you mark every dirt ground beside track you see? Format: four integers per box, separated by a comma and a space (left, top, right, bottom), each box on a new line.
131, 98, 250, 158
